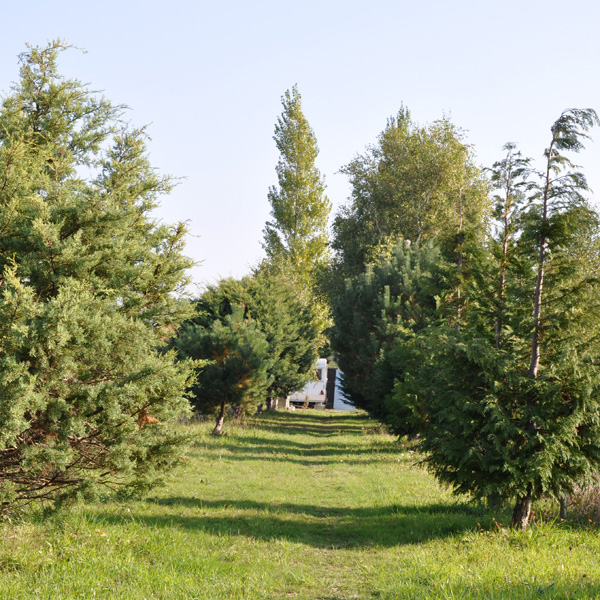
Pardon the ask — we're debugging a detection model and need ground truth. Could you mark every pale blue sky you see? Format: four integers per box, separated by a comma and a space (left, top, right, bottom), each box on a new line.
3, 0, 599, 290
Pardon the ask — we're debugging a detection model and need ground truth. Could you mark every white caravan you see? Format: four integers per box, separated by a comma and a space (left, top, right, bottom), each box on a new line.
286, 358, 328, 409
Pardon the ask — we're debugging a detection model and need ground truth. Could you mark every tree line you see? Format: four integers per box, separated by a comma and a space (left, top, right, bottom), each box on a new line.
329, 108, 600, 529
1, 42, 599, 531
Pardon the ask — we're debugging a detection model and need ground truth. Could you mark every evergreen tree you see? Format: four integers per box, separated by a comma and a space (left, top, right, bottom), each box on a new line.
247, 268, 320, 406
175, 269, 319, 419
488, 143, 530, 347
330, 241, 442, 430
0, 42, 195, 512
262, 85, 331, 284
408, 111, 600, 529
175, 306, 270, 435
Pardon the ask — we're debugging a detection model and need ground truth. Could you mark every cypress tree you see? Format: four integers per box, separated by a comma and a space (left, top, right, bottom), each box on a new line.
0, 42, 195, 512
414, 110, 600, 529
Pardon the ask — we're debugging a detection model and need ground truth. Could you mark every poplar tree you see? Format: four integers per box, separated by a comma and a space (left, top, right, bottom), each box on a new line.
262, 85, 331, 284
0, 42, 195, 512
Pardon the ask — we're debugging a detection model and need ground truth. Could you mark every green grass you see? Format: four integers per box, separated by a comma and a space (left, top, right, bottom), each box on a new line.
1, 410, 600, 599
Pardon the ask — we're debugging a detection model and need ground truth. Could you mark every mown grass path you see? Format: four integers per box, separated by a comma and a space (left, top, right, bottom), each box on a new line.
1, 411, 600, 599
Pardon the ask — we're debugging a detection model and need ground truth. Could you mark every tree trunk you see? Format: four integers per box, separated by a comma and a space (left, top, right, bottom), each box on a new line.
559, 496, 567, 520
212, 402, 226, 435
495, 208, 510, 348
511, 491, 533, 530
265, 397, 273, 411
527, 139, 554, 379
528, 239, 546, 378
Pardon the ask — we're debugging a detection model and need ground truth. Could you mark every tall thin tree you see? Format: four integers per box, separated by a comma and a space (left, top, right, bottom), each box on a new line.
527, 109, 599, 379
262, 85, 331, 284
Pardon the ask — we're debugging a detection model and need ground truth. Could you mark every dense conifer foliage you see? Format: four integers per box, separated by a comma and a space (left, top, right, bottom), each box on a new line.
0, 42, 195, 511
412, 110, 600, 529
174, 269, 319, 430
330, 241, 443, 429
175, 305, 270, 434
330, 106, 600, 529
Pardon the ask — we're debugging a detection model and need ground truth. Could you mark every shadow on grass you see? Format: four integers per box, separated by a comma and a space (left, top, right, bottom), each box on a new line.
89, 499, 496, 549
245, 410, 378, 437
194, 433, 409, 466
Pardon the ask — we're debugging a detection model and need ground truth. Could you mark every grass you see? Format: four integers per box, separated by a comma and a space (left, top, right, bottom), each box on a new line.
1, 410, 600, 599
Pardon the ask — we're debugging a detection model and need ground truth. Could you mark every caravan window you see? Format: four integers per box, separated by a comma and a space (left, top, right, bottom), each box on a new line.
316, 368, 322, 381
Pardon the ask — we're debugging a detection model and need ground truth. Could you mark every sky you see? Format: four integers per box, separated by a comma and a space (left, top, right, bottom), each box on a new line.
2, 0, 599, 292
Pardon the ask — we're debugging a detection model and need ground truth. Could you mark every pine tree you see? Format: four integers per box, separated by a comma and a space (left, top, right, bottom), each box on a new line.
174, 270, 320, 420
175, 306, 270, 435
262, 86, 331, 284
330, 241, 442, 429
0, 42, 195, 512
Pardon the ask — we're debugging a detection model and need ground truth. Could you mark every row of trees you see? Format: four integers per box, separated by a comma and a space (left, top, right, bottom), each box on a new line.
2, 41, 598, 530
330, 108, 600, 529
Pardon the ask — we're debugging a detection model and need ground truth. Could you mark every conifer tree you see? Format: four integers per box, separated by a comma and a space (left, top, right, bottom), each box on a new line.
409, 110, 600, 530
0, 42, 195, 512
488, 143, 530, 347
330, 241, 442, 429
175, 270, 319, 419
262, 86, 331, 284
175, 306, 270, 435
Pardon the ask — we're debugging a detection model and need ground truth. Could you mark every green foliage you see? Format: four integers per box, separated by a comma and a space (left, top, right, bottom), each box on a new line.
262, 85, 331, 284
330, 241, 443, 430
176, 305, 270, 422
0, 42, 196, 512
247, 268, 320, 399
332, 107, 489, 276
174, 269, 320, 426
395, 110, 600, 528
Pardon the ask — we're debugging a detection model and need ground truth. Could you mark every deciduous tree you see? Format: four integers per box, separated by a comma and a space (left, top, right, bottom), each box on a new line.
262, 85, 331, 284
332, 107, 489, 277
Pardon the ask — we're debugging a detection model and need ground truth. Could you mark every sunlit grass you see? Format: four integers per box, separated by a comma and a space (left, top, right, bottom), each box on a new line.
1, 410, 600, 599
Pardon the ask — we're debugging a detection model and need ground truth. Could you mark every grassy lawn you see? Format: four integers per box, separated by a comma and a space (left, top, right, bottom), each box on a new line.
1, 410, 600, 599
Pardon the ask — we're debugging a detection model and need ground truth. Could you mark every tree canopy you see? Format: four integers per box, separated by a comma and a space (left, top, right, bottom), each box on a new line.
332, 107, 489, 276
262, 85, 331, 284
0, 42, 196, 511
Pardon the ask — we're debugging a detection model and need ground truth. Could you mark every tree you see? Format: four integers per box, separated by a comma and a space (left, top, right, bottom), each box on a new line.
246, 268, 320, 407
175, 306, 270, 434
399, 111, 600, 530
0, 42, 196, 512
488, 143, 530, 348
332, 107, 489, 277
330, 241, 443, 430
262, 85, 331, 284
174, 269, 319, 419
329, 107, 490, 427
526, 109, 599, 379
